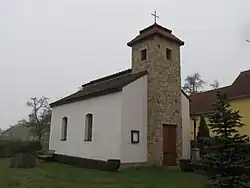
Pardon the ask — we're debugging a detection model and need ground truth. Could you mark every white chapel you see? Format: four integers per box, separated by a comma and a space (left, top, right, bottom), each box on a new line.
49, 19, 190, 166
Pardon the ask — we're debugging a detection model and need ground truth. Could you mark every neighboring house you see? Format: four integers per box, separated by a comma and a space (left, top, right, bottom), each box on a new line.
49, 22, 190, 166
190, 70, 250, 140
1, 124, 50, 149
0, 123, 37, 141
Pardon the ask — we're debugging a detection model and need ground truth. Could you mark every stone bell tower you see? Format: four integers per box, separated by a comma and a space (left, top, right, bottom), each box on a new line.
127, 21, 184, 166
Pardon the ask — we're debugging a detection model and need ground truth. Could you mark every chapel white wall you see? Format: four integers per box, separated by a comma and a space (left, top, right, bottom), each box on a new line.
181, 92, 191, 159
121, 75, 148, 163
49, 92, 122, 161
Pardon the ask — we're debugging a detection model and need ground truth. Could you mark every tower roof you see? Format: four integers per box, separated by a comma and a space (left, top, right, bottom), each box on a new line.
127, 23, 184, 47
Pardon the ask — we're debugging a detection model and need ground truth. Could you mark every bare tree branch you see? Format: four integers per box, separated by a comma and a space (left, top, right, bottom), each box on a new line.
182, 73, 206, 95
210, 80, 220, 89
26, 96, 51, 140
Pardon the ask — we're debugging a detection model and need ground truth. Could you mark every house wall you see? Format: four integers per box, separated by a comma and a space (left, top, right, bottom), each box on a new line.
181, 93, 190, 159
49, 92, 122, 161
190, 98, 250, 139
230, 98, 250, 136
121, 75, 148, 163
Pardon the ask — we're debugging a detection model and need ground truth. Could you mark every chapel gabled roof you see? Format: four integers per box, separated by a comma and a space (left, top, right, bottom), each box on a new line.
50, 68, 189, 108
50, 70, 147, 107
190, 70, 250, 115
127, 23, 184, 47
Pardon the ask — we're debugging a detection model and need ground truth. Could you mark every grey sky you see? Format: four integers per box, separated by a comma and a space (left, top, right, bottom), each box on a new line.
0, 0, 249, 129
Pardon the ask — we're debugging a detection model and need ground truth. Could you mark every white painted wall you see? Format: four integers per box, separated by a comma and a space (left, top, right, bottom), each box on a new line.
121, 75, 148, 163
49, 92, 122, 161
181, 92, 191, 159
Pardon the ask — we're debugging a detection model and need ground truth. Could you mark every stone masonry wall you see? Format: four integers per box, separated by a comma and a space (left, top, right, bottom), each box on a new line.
131, 35, 182, 166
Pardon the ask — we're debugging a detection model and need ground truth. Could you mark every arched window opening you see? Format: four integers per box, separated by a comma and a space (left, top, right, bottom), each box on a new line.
85, 113, 93, 141
61, 117, 68, 141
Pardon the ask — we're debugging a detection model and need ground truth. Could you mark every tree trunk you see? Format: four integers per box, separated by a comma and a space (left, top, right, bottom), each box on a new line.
38, 133, 42, 142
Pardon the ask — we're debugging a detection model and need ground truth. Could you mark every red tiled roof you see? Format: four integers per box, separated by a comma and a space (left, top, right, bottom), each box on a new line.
229, 70, 250, 98
190, 86, 231, 115
190, 70, 250, 115
127, 23, 184, 47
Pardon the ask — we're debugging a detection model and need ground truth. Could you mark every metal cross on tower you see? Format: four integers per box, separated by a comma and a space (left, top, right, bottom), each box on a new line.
151, 10, 159, 24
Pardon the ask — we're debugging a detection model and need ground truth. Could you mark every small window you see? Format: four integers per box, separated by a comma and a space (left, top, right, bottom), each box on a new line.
61, 117, 68, 141
141, 49, 147, 61
166, 48, 172, 60
85, 113, 93, 141
131, 130, 139, 144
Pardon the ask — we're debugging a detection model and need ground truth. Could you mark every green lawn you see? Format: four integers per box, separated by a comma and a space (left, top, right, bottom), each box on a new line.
0, 159, 207, 188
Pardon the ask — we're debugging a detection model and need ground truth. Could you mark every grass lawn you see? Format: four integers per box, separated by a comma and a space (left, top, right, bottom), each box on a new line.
0, 159, 207, 188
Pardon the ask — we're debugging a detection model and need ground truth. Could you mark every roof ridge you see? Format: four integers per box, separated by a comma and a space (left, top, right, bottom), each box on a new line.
139, 23, 172, 34
190, 85, 231, 96
86, 70, 147, 88
232, 69, 250, 85
240, 69, 250, 73
82, 69, 132, 88
86, 70, 133, 87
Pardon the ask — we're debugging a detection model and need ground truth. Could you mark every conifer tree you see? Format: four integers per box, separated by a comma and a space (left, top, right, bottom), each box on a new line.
197, 115, 210, 156
197, 115, 210, 140
205, 92, 250, 188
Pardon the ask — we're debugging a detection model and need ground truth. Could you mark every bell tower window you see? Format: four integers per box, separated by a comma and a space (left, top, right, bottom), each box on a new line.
166, 48, 172, 61
141, 49, 147, 61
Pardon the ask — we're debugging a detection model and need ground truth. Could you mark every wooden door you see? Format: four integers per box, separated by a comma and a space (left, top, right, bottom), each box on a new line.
163, 124, 177, 166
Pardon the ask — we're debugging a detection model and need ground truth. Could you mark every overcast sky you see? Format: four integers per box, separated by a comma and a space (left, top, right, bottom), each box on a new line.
0, 0, 249, 129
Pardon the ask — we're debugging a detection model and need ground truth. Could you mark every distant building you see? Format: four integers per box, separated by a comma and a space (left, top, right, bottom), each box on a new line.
0, 123, 37, 141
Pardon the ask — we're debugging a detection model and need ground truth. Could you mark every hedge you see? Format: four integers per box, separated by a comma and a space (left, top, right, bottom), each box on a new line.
53, 154, 120, 172
179, 159, 194, 172
0, 140, 41, 158
10, 153, 37, 168
181, 143, 250, 174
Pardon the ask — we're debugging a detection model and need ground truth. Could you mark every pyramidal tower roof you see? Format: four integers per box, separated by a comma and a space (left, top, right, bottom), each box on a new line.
127, 23, 184, 47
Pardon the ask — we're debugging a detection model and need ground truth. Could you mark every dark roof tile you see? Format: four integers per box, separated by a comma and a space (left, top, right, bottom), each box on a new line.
50, 70, 147, 107
82, 69, 132, 87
